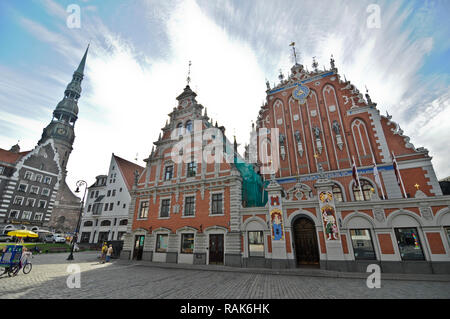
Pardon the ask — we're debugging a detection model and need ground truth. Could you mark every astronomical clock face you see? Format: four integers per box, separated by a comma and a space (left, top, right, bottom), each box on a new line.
56, 127, 67, 136
292, 84, 310, 105
182, 100, 189, 108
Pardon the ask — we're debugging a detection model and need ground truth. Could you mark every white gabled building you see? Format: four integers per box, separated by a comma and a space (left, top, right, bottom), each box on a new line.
78, 154, 144, 244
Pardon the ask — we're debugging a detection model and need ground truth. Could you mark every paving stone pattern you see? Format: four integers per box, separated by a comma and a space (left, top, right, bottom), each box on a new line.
1, 252, 449, 299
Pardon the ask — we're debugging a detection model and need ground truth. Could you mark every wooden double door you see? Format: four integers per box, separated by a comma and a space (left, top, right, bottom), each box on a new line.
293, 218, 320, 266
209, 234, 224, 264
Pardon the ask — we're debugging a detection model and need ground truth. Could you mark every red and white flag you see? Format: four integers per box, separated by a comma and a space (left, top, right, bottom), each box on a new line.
372, 155, 385, 200
352, 156, 364, 199
392, 152, 407, 198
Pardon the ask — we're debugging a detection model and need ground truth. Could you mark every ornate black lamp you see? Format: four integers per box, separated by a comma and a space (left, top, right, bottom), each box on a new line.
67, 180, 87, 261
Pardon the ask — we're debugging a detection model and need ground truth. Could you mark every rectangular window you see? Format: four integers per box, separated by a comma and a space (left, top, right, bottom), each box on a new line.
22, 211, 32, 220
87, 205, 92, 212
35, 174, 42, 183
123, 204, 126, 209
18, 183, 27, 192
9, 210, 19, 219
160, 199, 170, 218
95, 190, 99, 198
90, 191, 95, 199
350, 229, 376, 260
181, 233, 194, 254
139, 201, 149, 219
211, 193, 223, 215
112, 190, 116, 197
38, 200, 46, 209
184, 196, 195, 216
42, 188, 50, 197
187, 162, 196, 177
110, 203, 114, 211
107, 190, 111, 197
25, 198, 35, 207
43, 176, 51, 184
156, 234, 168, 253
445, 227, 450, 247
80, 232, 91, 243
24, 171, 33, 180
30, 186, 39, 194
34, 213, 43, 221
13, 196, 24, 205
248, 231, 264, 257
394, 228, 425, 261
164, 166, 173, 181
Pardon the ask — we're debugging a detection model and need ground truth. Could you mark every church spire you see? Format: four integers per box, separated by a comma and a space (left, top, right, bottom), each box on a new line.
75, 44, 89, 77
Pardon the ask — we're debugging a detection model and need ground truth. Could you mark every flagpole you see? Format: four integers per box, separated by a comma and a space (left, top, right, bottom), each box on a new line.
352, 156, 364, 200
372, 154, 386, 200
392, 152, 407, 198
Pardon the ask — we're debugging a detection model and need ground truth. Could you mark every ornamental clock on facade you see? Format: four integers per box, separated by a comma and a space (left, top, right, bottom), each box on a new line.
56, 128, 67, 136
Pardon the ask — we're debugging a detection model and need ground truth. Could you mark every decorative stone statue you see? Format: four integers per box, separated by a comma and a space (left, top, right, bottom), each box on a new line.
313, 126, 321, 139
332, 120, 340, 135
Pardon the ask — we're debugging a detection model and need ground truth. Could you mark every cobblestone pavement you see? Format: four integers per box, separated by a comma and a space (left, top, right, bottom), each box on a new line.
1, 252, 449, 299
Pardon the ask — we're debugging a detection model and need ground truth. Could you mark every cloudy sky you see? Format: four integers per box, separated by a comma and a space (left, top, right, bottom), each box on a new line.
0, 0, 449, 194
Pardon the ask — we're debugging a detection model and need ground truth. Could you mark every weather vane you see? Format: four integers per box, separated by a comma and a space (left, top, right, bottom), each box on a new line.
187, 60, 192, 86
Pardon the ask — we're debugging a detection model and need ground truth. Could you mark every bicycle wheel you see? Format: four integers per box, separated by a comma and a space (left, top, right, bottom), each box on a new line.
23, 263, 32, 274
0, 267, 7, 276
8, 264, 20, 277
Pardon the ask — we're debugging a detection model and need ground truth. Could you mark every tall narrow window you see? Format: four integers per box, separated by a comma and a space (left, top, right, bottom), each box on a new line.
187, 162, 197, 177
184, 196, 195, 216
332, 184, 343, 202
185, 120, 192, 133
160, 199, 170, 218
211, 193, 223, 215
394, 228, 425, 260
164, 166, 173, 181
139, 201, 149, 219
350, 229, 376, 260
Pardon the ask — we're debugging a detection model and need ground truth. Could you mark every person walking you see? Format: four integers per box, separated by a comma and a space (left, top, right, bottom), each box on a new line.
100, 242, 108, 264
106, 244, 113, 263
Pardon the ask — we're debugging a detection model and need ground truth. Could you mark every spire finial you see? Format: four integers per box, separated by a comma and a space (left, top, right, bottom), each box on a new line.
75, 44, 90, 76
186, 60, 192, 86
330, 54, 336, 69
290, 42, 298, 65
312, 57, 319, 72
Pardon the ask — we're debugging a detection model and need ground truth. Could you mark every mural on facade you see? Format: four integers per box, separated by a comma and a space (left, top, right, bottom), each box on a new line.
319, 191, 339, 240
270, 209, 284, 241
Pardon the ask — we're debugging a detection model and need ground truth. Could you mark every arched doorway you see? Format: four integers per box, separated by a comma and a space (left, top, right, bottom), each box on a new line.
292, 217, 319, 267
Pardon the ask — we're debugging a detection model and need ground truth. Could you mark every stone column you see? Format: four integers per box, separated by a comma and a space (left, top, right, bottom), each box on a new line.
266, 177, 288, 269
314, 176, 346, 271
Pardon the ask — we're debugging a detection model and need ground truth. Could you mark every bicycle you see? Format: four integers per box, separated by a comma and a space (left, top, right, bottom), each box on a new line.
6, 251, 32, 277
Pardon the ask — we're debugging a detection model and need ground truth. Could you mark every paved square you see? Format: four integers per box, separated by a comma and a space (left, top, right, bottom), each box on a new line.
1, 252, 449, 299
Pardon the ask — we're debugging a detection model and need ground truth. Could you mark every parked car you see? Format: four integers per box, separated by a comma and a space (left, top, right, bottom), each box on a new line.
53, 235, 67, 243
44, 234, 55, 243
0, 234, 13, 242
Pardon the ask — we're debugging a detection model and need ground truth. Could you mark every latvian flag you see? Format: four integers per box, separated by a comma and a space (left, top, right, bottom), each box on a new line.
392, 152, 401, 186
352, 156, 359, 188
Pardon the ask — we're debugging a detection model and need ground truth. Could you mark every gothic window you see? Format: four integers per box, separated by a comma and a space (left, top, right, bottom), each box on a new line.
332, 184, 344, 202
177, 123, 183, 136
185, 120, 193, 133
353, 180, 373, 201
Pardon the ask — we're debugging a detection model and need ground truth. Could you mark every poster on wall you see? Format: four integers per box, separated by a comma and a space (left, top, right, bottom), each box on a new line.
319, 191, 339, 241
269, 195, 285, 241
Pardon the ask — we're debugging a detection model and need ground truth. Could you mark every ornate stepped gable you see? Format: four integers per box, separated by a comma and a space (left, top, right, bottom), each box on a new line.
256, 56, 440, 199
131, 84, 243, 234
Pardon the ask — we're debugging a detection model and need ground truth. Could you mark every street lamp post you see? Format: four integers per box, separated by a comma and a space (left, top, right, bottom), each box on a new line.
67, 180, 87, 261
